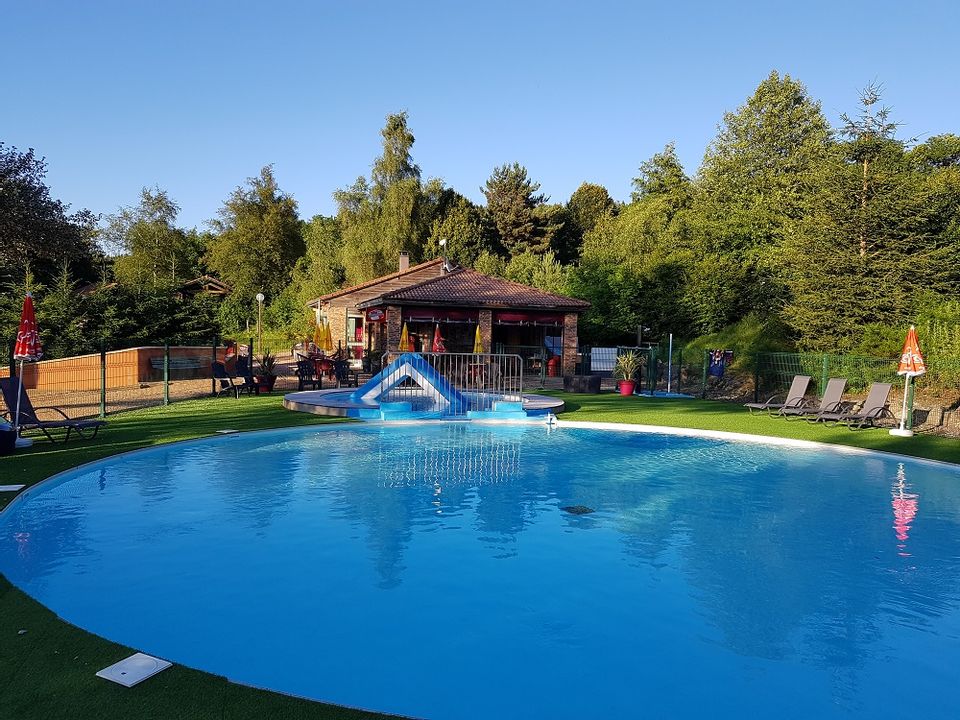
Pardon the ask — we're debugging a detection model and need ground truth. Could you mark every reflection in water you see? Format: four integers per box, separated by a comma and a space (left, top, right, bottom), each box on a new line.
891, 462, 919, 556
375, 423, 522, 489
3, 426, 960, 720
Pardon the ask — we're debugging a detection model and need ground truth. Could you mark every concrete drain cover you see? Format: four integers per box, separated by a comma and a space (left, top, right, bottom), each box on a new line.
96, 652, 172, 687
562, 505, 595, 515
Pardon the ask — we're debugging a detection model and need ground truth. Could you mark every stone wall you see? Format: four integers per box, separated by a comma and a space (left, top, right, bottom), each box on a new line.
478, 309, 493, 352
324, 305, 348, 350
561, 312, 579, 375
386, 305, 403, 349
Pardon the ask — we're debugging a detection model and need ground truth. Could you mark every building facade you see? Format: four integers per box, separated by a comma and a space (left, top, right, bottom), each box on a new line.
307, 253, 589, 375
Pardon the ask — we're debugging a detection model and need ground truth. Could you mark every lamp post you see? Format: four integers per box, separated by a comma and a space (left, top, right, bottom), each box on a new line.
255, 292, 265, 355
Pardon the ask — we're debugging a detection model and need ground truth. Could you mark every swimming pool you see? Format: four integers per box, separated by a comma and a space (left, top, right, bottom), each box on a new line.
2, 423, 959, 719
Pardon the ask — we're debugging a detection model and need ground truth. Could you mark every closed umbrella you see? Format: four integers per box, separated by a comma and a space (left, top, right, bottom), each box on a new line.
312, 320, 323, 352
13, 292, 43, 448
431, 324, 446, 353
472, 323, 484, 354
398, 322, 411, 352
322, 319, 334, 353
890, 326, 925, 437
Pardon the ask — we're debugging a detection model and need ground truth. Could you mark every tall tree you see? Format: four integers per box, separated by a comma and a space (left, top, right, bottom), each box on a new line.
206, 166, 303, 329
697, 71, 831, 247
105, 187, 199, 289
425, 195, 490, 266
336, 112, 445, 283
782, 87, 960, 350
0, 143, 98, 285
691, 71, 832, 322
555, 182, 616, 264
482, 163, 548, 255
838, 83, 904, 258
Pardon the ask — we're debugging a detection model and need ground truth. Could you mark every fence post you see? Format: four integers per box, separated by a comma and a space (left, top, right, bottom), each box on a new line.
211, 336, 218, 397
163, 343, 170, 405
701, 350, 709, 399
753, 353, 760, 403
249, 336, 255, 383
820, 354, 829, 395
99, 344, 107, 419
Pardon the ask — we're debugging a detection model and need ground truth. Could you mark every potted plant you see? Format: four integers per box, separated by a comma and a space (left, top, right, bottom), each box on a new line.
614, 350, 642, 396
255, 350, 278, 392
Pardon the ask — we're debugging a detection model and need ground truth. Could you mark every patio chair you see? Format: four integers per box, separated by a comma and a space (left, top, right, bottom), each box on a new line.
0, 377, 106, 443
815, 382, 894, 429
295, 359, 322, 391
234, 356, 260, 396
212, 361, 242, 398
777, 378, 848, 420
333, 359, 359, 388
744, 375, 811, 415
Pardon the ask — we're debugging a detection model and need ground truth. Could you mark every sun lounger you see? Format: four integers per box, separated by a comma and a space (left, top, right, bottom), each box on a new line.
744, 375, 811, 415
777, 378, 847, 420
814, 382, 894, 429
0, 377, 106, 443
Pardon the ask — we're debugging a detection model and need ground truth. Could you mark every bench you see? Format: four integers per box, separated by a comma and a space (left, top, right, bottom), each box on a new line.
149, 357, 204, 371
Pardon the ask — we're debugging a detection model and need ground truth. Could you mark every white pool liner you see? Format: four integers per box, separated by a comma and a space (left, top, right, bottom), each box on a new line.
96, 652, 172, 687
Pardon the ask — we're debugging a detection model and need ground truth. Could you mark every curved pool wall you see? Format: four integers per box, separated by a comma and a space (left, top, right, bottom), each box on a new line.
283, 388, 563, 421
3, 422, 960, 720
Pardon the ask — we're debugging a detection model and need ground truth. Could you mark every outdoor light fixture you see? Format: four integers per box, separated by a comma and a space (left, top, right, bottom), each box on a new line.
255, 293, 265, 353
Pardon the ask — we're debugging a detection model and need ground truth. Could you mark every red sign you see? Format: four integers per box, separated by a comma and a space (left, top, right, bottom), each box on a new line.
366, 308, 386, 323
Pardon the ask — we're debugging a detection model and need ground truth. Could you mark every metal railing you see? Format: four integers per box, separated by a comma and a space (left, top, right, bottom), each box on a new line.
378, 352, 523, 416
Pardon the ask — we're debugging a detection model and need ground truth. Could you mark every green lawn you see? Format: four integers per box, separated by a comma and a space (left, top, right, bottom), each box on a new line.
1, 391, 957, 719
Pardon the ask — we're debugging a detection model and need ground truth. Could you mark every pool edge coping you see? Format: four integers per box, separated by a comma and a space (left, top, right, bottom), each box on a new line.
5, 416, 959, 521
556, 419, 960, 472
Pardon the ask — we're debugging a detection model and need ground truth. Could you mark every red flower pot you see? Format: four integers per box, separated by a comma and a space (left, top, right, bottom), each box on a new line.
618, 380, 636, 396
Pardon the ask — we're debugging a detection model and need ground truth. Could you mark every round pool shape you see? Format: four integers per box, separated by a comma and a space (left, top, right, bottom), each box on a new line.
2, 424, 960, 719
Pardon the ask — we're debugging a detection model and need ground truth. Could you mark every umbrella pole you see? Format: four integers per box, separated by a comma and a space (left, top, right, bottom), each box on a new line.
13, 359, 32, 448
890, 375, 914, 437
899, 376, 910, 432
667, 333, 673, 394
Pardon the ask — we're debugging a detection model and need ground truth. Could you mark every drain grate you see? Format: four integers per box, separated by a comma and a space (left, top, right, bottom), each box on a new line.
561, 505, 595, 515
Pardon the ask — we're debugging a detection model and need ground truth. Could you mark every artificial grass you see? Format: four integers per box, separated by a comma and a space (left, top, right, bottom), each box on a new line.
547, 391, 960, 464
1, 390, 958, 719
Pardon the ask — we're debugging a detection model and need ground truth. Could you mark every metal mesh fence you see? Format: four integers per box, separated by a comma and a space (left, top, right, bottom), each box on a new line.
754, 352, 960, 435
0, 341, 289, 421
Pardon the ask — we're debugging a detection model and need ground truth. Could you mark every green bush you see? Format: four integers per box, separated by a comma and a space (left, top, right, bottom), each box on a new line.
683, 313, 795, 370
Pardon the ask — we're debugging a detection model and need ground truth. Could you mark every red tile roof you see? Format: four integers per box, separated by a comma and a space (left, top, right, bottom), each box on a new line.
358, 268, 590, 311
307, 257, 444, 306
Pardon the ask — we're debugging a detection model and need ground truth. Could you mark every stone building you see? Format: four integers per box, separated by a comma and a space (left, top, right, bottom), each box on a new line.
306, 253, 589, 374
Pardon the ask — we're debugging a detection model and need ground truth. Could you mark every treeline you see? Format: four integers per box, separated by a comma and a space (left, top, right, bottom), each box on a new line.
3, 71, 960, 362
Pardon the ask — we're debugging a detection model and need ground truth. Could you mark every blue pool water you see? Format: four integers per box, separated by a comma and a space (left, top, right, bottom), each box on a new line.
2, 424, 960, 719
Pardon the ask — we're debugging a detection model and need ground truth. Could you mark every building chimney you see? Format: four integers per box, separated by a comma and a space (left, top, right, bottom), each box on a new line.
399, 252, 409, 272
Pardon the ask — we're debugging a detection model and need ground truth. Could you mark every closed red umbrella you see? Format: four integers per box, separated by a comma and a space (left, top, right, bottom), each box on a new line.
431, 324, 446, 353
890, 326, 926, 437
13, 292, 43, 447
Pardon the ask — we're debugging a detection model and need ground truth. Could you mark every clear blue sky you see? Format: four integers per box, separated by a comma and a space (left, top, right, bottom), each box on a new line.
5, 0, 959, 229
